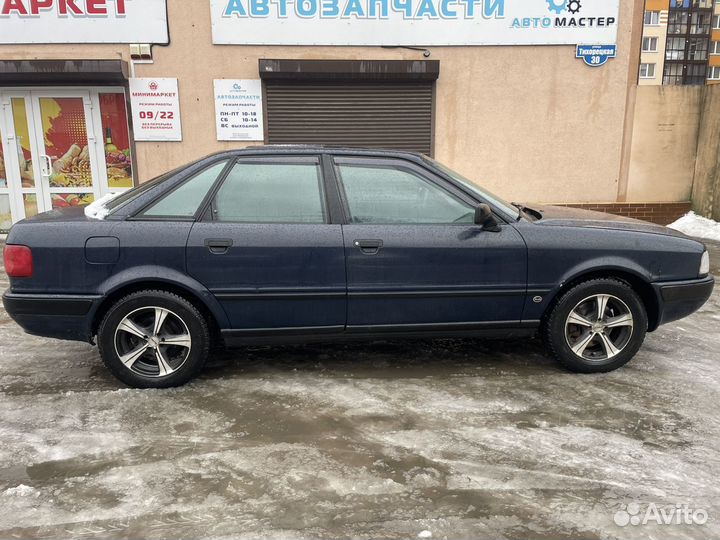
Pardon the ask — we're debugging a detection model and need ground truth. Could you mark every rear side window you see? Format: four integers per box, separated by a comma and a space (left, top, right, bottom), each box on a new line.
142, 161, 228, 218
213, 161, 326, 223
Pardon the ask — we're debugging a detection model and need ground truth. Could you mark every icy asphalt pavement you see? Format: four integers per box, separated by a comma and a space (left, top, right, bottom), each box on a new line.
0, 242, 718, 540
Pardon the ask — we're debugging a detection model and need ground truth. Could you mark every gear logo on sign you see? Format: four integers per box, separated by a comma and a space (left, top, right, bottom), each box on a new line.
546, 0, 567, 14
567, 0, 582, 13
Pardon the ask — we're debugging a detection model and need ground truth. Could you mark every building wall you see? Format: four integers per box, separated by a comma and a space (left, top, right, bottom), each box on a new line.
627, 85, 702, 203
710, 3, 720, 84
692, 84, 720, 220
639, 0, 669, 86
0, 0, 645, 206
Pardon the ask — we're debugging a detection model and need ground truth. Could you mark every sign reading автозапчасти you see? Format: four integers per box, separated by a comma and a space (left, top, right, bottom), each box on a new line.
210, 0, 619, 46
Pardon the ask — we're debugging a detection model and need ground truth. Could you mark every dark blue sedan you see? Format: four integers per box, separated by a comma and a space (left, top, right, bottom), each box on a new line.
2, 147, 714, 388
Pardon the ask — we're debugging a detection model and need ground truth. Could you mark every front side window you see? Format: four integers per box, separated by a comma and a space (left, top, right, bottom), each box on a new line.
213, 161, 325, 223
142, 161, 228, 218
337, 162, 475, 225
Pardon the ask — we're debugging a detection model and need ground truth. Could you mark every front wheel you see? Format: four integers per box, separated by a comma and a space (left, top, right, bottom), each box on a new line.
543, 278, 648, 373
98, 290, 210, 388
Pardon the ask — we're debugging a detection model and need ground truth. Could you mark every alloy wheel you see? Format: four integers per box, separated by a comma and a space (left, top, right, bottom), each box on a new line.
564, 294, 634, 362
114, 306, 192, 377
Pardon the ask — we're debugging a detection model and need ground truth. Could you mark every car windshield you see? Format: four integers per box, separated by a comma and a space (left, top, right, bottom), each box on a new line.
422, 156, 518, 218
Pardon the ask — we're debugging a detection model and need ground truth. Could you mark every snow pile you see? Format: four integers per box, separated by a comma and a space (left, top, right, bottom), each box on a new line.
3, 485, 38, 498
668, 212, 720, 242
84, 192, 121, 220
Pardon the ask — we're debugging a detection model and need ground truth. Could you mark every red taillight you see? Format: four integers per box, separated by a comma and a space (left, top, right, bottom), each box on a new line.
4, 245, 33, 278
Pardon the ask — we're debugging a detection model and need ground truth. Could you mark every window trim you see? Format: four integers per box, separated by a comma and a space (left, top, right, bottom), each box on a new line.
331, 156, 482, 226
202, 155, 330, 225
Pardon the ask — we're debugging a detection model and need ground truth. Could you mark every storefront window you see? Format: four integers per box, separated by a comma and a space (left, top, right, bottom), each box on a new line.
39, 97, 93, 189
99, 93, 134, 189
0, 195, 11, 231
12, 98, 35, 188
51, 193, 94, 210
23, 193, 38, 218
0, 120, 6, 189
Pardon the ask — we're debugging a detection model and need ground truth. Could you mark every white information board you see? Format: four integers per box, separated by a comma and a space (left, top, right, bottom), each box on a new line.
129, 78, 182, 142
214, 80, 265, 142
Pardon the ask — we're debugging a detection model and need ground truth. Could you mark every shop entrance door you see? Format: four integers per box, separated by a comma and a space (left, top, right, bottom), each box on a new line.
0, 88, 134, 231
30, 90, 103, 214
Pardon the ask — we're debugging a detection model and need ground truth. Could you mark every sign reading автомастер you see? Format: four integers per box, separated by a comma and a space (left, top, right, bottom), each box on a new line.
210, 0, 619, 46
0, 0, 169, 44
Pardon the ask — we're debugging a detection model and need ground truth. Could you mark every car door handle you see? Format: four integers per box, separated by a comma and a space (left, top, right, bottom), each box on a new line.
205, 238, 233, 254
354, 239, 383, 255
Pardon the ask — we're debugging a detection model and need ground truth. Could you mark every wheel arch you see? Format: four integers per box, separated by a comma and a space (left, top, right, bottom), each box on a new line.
542, 267, 660, 332
90, 272, 229, 339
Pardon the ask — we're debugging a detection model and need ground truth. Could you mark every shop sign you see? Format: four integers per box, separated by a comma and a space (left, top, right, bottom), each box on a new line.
213, 80, 264, 141
0, 0, 169, 44
210, 0, 619, 46
576, 44, 617, 67
129, 78, 182, 142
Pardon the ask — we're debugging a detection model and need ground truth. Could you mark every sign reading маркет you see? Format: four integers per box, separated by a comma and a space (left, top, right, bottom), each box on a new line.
0, 0, 168, 44
210, 0, 619, 46
129, 78, 183, 142
214, 80, 265, 142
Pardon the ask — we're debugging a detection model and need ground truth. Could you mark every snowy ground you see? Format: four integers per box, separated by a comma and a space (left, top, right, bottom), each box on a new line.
669, 212, 720, 243
0, 241, 718, 539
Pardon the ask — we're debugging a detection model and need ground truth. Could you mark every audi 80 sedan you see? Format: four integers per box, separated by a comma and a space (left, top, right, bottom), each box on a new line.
2, 147, 714, 388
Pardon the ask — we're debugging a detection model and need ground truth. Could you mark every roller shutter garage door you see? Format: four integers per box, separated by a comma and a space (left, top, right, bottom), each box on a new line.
264, 82, 435, 155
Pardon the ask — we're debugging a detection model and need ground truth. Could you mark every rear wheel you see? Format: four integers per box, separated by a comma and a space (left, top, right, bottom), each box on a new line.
98, 290, 210, 388
544, 278, 648, 373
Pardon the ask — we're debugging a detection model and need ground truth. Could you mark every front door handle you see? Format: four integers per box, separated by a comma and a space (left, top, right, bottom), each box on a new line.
354, 239, 383, 255
205, 238, 233, 254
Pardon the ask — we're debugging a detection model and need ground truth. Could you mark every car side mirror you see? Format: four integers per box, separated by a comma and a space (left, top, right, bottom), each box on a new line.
474, 204, 501, 232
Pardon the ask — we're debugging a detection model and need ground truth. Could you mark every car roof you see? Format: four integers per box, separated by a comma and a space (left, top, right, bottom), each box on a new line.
205, 145, 427, 161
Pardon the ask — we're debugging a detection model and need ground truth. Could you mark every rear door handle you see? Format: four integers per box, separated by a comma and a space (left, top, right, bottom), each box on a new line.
354, 239, 383, 255
205, 238, 233, 254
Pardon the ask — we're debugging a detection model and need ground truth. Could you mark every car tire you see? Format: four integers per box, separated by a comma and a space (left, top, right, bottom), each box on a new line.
98, 290, 210, 388
543, 278, 648, 373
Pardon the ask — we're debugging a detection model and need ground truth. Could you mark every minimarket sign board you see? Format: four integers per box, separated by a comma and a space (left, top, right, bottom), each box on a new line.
210, 0, 619, 46
0, 0, 169, 44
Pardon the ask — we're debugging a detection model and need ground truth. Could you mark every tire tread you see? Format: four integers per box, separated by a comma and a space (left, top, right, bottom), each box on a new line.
543, 278, 647, 373
98, 290, 210, 388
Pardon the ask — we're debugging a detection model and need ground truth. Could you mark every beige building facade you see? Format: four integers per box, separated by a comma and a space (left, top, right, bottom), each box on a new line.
2, 0, 694, 231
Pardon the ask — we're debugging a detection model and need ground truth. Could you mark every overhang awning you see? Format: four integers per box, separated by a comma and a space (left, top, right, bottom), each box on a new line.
259, 59, 440, 82
0, 60, 129, 86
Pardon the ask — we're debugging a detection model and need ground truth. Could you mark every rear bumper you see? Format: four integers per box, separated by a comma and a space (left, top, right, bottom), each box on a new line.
2, 291, 101, 342
653, 275, 715, 328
